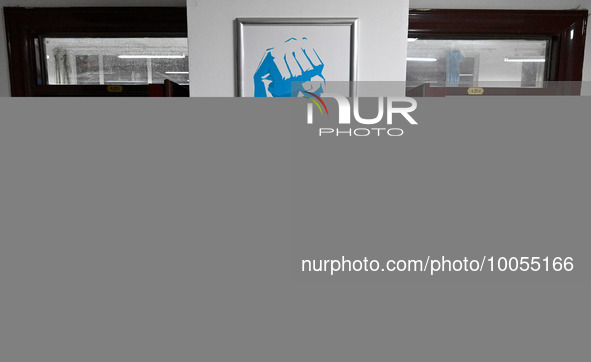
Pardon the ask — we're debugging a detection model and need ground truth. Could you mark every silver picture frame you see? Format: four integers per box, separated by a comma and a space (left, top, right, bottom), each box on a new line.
235, 17, 359, 97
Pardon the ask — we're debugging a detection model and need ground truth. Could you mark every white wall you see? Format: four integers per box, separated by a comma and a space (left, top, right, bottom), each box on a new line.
0, 0, 186, 97
187, 0, 410, 96
410, 0, 591, 94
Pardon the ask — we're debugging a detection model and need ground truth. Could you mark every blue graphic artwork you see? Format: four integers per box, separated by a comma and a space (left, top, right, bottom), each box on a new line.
254, 37, 326, 97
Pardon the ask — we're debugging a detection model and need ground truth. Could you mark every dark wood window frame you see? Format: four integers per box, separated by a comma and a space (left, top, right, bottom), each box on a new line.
407, 9, 588, 96
4, 7, 188, 96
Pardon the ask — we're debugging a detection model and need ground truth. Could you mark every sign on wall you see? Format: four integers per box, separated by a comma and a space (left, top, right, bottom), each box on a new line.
236, 18, 358, 97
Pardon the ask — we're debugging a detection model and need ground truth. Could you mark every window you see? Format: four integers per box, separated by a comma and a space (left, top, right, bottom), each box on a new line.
4, 7, 188, 96
43, 38, 189, 86
407, 39, 550, 88
406, 9, 588, 96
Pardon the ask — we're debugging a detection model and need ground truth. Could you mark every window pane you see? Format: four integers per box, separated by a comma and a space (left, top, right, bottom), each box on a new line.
44, 38, 189, 85
406, 39, 549, 88
151, 57, 190, 85
102, 56, 148, 84
75, 55, 100, 85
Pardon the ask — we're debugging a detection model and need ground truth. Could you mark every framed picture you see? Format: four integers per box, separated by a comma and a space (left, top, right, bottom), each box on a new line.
236, 18, 358, 97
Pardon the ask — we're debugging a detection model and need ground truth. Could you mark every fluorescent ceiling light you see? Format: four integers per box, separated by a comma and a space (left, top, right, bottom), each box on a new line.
504, 57, 545, 63
118, 55, 186, 59
407, 57, 437, 62
165, 71, 189, 74
407, 38, 418, 42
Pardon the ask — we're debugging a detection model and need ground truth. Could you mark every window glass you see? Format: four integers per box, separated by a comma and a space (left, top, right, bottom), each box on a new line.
44, 38, 189, 85
406, 39, 549, 88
